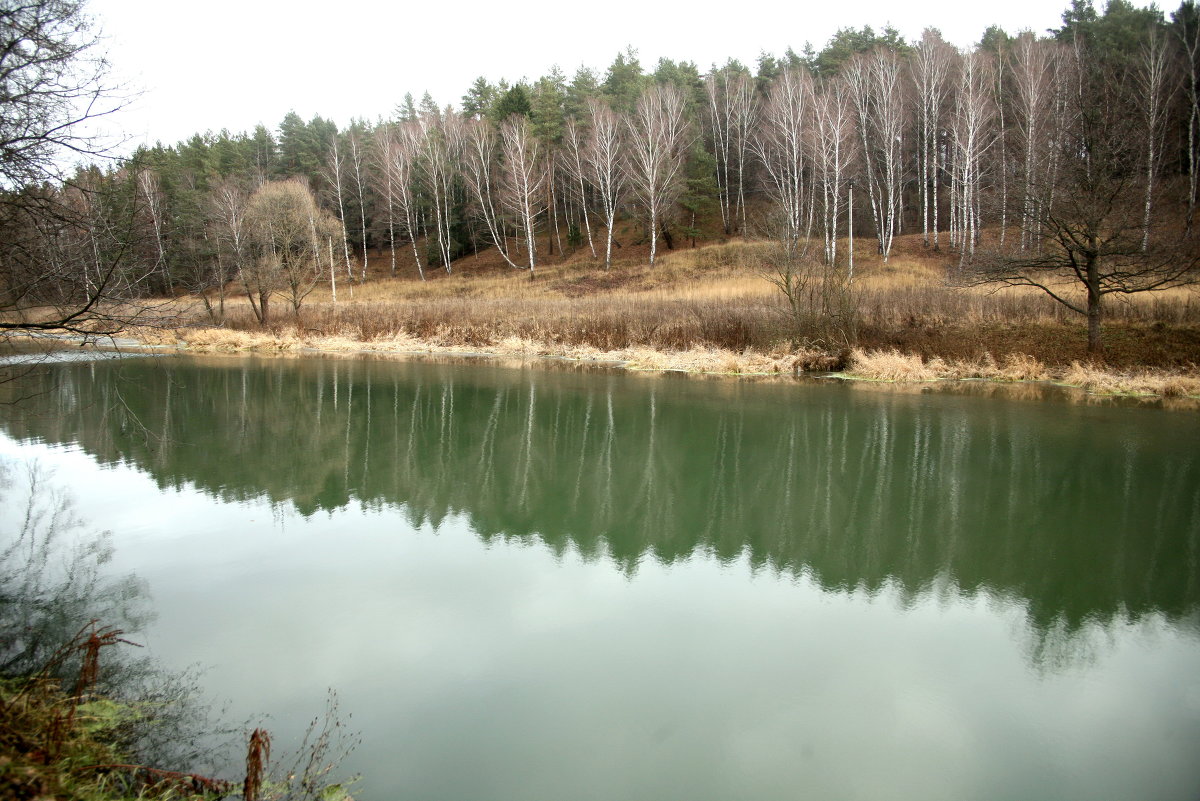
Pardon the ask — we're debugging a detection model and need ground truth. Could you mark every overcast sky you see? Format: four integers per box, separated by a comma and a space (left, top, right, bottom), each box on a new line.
86, 0, 1147, 149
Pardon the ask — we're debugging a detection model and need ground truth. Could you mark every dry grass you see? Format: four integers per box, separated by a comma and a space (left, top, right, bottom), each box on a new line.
133, 324, 1200, 400
846, 349, 950, 382
1059, 361, 1200, 397
117, 231, 1200, 396
148, 324, 830, 377
846, 347, 1200, 398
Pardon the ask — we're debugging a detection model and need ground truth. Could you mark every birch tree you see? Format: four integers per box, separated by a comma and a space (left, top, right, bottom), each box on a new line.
345, 126, 371, 278
1136, 25, 1172, 250
1011, 34, 1050, 250
461, 117, 521, 268
323, 134, 354, 279
371, 125, 399, 275
912, 30, 956, 250
1175, 0, 1200, 232
380, 122, 426, 280
949, 48, 997, 265
751, 67, 814, 255
498, 115, 545, 274
625, 83, 691, 265
813, 77, 854, 269
561, 117, 597, 257
418, 108, 463, 273
208, 177, 249, 321
845, 49, 907, 261
584, 98, 626, 270
136, 169, 171, 291
704, 68, 756, 235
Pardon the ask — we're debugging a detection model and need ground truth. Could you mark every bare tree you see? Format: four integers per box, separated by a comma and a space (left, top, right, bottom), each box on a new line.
993, 39, 1010, 247
625, 83, 691, 266
323, 135, 355, 280
1136, 25, 1173, 250
345, 126, 371, 279
136, 169, 170, 291
1011, 34, 1058, 252
911, 29, 956, 250
845, 49, 907, 261
418, 108, 462, 273
561, 117, 597, 258
461, 117, 521, 268
705, 69, 757, 235
1177, 0, 1200, 232
0, 0, 124, 191
729, 74, 757, 235
973, 43, 1199, 355
0, 0, 177, 342
245, 179, 338, 320
751, 67, 815, 256
371, 125, 399, 275
380, 122, 427, 281
949, 48, 997, 266
497, 115, 545, 274
813, 76, 855, 270
584, 99, 626, 270
207, 177, 250, 321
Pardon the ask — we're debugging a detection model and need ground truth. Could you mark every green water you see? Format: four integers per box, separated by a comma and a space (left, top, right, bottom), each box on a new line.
1, 353, 1198, 800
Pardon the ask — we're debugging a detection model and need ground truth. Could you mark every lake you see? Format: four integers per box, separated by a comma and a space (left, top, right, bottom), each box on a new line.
1, 352, 1198, 800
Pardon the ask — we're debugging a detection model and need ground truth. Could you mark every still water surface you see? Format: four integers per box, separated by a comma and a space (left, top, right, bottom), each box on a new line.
1, 353, 1199, 800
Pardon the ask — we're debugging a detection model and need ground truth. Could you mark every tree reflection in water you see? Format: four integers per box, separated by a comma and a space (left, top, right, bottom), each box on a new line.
2, 354, 1198, 672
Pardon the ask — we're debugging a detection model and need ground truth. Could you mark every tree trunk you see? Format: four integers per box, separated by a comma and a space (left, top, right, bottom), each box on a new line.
661, 221, 674, 251
1086, 255, 1103, 357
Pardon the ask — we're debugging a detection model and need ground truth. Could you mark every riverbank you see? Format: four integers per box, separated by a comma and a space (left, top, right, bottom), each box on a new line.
9, 234, 1199, 403
205, 235, 1200, 370
122, 324, 1200, 405
0, 649, 231, 801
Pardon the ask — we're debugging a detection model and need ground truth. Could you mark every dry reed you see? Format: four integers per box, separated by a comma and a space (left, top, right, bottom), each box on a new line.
244, 727, 272, 801
846, 348, 1200, 397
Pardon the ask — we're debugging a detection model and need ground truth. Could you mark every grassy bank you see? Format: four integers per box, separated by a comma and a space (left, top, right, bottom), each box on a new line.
0, 627, 231, 801
120, 233, 1200, 401
0, 629, 355, 801
201, 236, 1200, 367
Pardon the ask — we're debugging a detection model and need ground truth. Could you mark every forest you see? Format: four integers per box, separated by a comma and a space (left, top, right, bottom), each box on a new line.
2, 0, 1199, 361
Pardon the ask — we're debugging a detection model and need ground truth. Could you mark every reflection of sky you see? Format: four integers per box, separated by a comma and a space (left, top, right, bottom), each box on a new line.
3, 433, 1200, 801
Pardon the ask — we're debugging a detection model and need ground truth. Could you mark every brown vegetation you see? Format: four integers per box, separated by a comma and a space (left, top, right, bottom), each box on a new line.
119, 231, 1200, 401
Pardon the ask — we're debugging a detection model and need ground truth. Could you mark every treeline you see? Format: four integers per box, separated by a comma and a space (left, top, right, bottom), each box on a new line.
3, 0, 1199, 337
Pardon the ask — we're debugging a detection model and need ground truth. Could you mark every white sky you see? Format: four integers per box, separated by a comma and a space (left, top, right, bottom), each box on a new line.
86, 0, 1130, 149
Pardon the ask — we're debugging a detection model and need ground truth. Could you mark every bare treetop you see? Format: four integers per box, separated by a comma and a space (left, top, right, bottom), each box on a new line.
0, 0, 125, 189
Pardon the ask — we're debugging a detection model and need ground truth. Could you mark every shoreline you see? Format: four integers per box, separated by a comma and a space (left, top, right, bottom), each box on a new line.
9, 327, 1196, 409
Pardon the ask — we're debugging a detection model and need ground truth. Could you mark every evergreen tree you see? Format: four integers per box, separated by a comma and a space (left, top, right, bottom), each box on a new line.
396, 93, 418, 122
565, 66, 600, 120
531, 68, 567, 143
492, 84, 533, 122
418, 92, 441, 120
653, 58, 705, 111
679, 144, 718, 247
249, 125, 277, 181
979, 24, 1013, 54
462, 77, 496, 118
602, 47, 646, 113
755, 52, 781, 94
277, 112, 308, 175
813, 25, 908, 76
